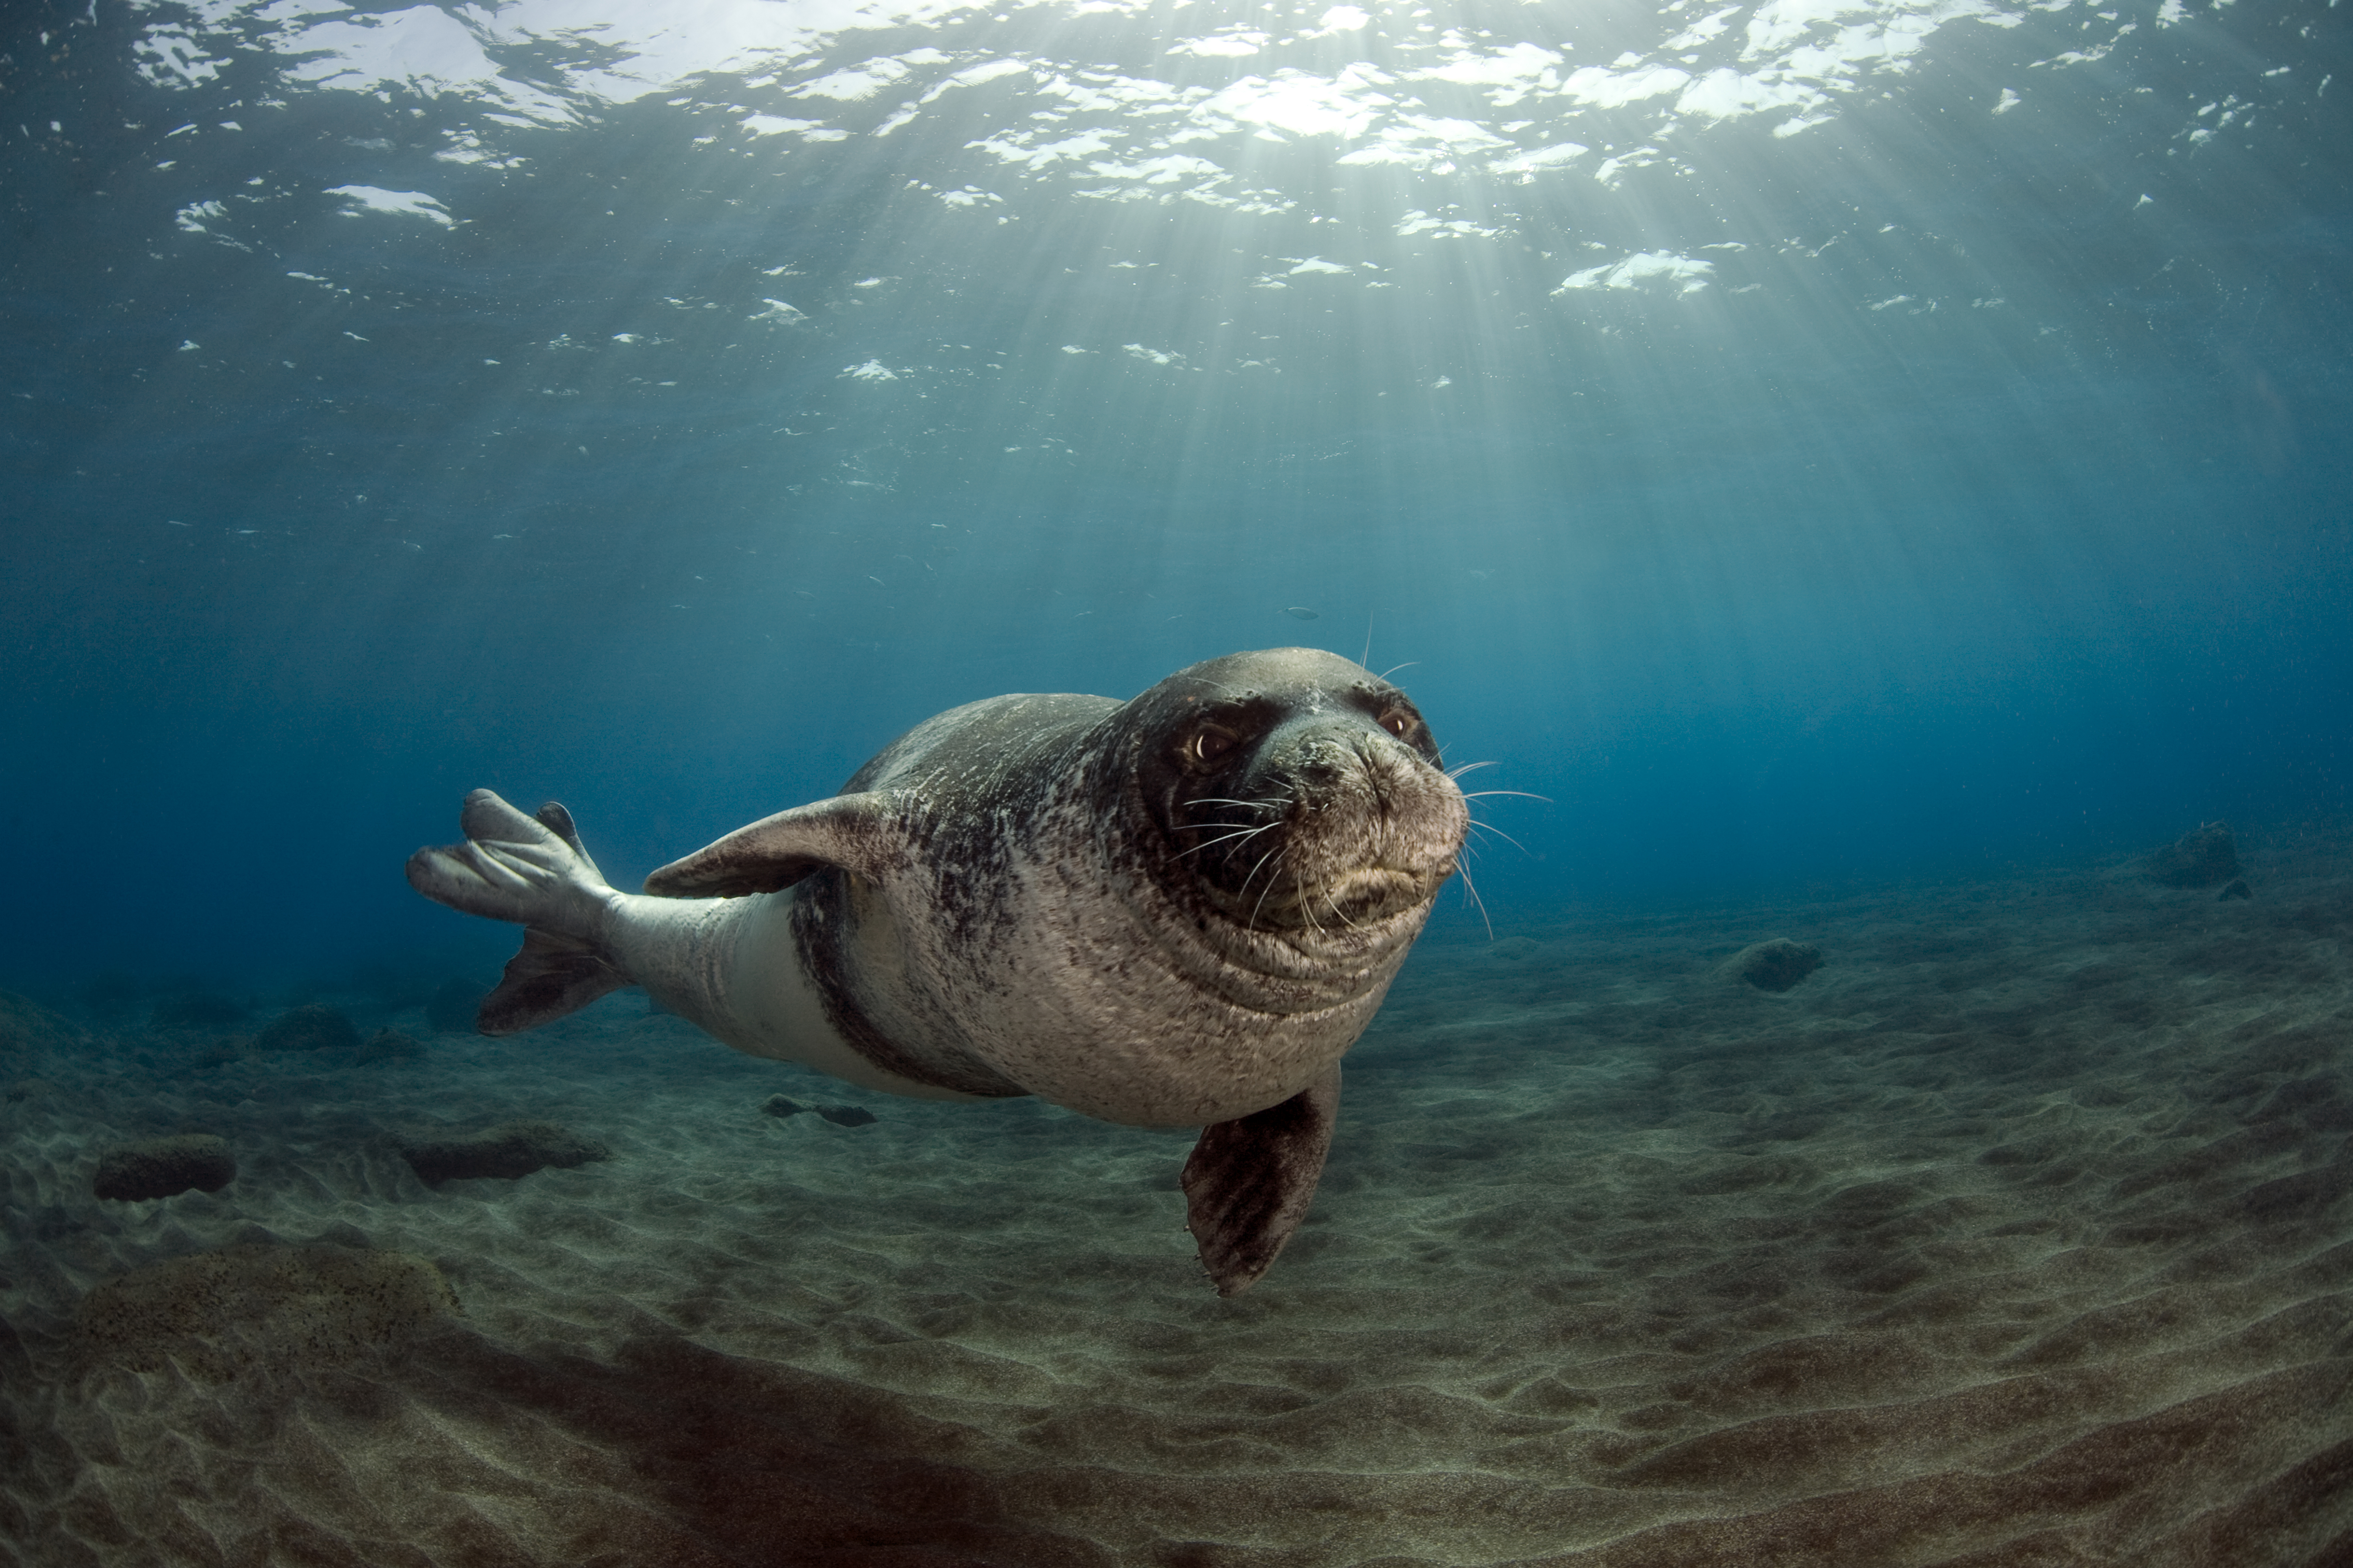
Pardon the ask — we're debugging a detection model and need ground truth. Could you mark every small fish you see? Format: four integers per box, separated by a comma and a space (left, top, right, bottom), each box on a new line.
1284, 605, 1320, 621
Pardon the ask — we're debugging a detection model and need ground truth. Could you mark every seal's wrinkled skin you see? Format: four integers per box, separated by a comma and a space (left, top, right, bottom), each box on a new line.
406, 648, 1468, 1293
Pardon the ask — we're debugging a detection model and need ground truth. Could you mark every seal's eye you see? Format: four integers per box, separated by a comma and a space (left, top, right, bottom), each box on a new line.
1192, 730, 1237, 764
1379, 711, 1412, 739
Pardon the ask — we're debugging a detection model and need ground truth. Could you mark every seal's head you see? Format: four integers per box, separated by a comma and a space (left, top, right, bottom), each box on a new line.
1125, 648, 1468, 935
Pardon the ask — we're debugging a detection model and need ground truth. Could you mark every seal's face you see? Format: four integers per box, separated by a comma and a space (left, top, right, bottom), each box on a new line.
1132, 649, 1469, 934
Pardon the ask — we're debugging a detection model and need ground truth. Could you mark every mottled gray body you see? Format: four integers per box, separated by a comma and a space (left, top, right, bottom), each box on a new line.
407, 648, 1467, 1292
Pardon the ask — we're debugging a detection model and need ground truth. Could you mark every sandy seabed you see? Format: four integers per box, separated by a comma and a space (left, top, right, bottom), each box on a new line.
4, 833, 2351, 1567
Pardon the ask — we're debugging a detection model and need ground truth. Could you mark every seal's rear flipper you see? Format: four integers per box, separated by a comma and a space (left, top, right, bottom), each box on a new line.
1182, 1067, 1340, 1296
480, 928, 627, 1035
407, 790, 615, 927
407, 790, 629, 1034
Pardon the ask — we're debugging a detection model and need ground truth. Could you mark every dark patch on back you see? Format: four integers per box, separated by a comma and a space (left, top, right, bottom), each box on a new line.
791, 869, 1025, 1099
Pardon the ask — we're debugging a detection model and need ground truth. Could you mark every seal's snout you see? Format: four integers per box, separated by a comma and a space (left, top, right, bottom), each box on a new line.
1348, 729, 1437, 820
1180, 711, 1468, 935
1132, 648, 1469, 937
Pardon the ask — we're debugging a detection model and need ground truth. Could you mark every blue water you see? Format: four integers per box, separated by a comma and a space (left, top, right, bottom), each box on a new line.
2, 0, 2346, 988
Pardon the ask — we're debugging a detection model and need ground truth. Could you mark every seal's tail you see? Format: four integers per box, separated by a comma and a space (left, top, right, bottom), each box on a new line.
406, 789, 629, 1034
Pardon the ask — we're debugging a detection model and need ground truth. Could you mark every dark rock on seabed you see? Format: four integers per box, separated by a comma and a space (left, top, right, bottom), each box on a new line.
761, 1094, 878, 1126
1729, 937, 1825, 992
399, 1120, 609, 1183
92, 1134, 235, 1201
2146, 821, 2242, 889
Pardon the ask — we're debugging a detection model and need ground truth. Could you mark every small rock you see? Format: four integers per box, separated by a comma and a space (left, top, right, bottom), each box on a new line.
1729, 939, 1824, 993
2145, 822, 2240, 889
93, 1134, 235, 1202
256, 1004, 361, 1052
400, 1121, 608, 1184
426, 977, 489, 1033
761, 1096, 874, 1125
2217, 878, 2252, 902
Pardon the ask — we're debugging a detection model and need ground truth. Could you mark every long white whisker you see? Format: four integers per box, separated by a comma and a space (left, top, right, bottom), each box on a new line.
1446, 760, 1500, 781
1378, 661, 1418, 681
1465, 820, 1531, 856
1297, 866, 1324, 936
1458, 863, 1495, 942
1461, 788, 1552, 803
1180, 824, 1274, 858
1248, 850, 1287, 929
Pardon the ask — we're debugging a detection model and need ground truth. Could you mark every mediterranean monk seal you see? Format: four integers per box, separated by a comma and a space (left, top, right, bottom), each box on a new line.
406, 647, 1468, 1294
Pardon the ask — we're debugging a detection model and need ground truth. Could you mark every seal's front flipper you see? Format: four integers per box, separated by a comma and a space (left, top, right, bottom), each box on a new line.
1182, 1067, 1341, 1296
406, 789, 628, 1034
642, 791, 899, 898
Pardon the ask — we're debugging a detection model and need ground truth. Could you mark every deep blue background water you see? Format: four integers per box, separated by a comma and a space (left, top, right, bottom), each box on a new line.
3, 0, 2347, 989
